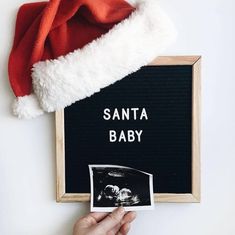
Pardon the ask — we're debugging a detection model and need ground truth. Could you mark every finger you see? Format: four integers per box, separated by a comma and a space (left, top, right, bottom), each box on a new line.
107, 219, 125, 235
116, 213, 135, 235
106, 212, 136, 235
122, 211, 137, 224
77, 212, 108, 227
89, 212, 109, 222
97, 207, 125, 232
118, 223, 131, 235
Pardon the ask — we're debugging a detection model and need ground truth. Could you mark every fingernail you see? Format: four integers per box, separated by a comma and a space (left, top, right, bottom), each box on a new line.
117, 207, 125, 215
132, 211, 137, 219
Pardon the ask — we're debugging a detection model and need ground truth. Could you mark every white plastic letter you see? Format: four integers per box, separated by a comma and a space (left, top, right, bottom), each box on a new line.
109, 130, 117, 142
103, 108, 111, 120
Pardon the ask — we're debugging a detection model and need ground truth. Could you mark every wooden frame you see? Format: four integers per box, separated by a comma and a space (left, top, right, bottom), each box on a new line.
55, 56, 201, 203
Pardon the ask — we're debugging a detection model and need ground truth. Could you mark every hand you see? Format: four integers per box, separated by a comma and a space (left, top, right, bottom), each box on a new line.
73, 207, 136, 235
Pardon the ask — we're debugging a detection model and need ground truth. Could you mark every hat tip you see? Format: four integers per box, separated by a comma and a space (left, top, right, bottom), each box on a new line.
12, 94, 44, 119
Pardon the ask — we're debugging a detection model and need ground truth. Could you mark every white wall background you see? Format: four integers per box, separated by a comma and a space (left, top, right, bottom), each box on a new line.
1, 0, 235, 234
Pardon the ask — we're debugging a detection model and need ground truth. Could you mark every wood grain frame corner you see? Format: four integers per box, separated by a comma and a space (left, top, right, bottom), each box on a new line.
55, 56, 201, 203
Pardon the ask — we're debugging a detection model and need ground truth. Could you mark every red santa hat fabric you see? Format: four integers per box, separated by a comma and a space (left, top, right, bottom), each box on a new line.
8, 0, 177, 119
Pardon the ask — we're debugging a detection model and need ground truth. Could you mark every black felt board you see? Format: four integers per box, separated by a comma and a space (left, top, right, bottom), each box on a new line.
64, 65, 192, 194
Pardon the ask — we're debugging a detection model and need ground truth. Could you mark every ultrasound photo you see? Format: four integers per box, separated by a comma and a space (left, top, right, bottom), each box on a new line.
89, 165, 154, 212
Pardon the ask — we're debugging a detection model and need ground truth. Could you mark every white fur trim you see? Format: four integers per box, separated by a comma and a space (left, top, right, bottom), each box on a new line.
12, 94, 44, 119
32, 0, 177, 112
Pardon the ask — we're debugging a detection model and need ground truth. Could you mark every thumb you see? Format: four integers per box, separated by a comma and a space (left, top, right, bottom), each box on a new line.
97, 207, 125, 232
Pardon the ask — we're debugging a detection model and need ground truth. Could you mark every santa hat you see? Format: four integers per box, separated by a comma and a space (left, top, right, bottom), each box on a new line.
9, 0, 177, 119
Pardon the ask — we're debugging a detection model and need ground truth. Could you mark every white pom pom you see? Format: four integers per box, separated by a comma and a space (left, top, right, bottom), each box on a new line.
12, 94, 44, 119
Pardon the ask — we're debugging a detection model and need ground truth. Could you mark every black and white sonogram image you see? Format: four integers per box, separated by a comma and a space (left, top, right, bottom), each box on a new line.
89, 165, 154, 212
